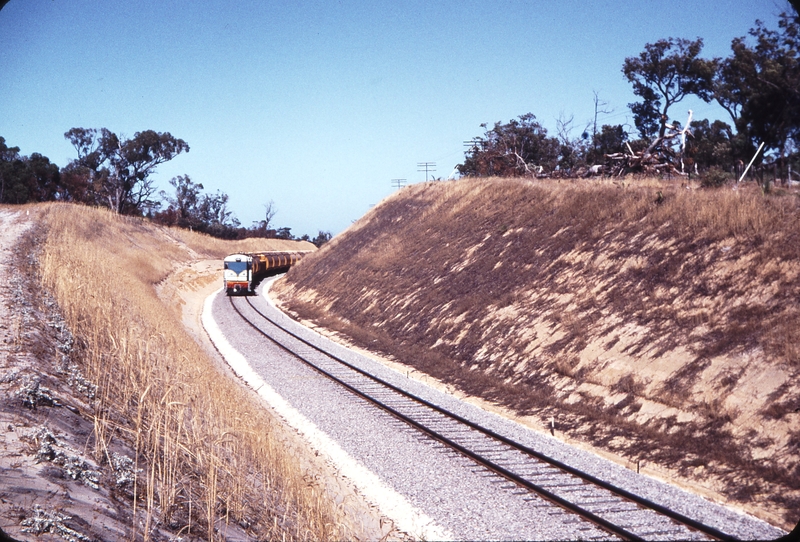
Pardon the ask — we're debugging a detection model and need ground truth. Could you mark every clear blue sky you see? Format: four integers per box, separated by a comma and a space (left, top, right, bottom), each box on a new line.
0, 0, 789, 236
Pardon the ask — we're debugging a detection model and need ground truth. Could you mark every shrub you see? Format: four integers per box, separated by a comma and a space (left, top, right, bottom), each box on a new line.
700, 166, 733, 187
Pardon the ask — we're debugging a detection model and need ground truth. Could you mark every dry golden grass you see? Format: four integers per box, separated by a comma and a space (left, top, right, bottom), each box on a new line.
35, 203, 348, 541
276, 176, 800, 529
167, 225, 316, 260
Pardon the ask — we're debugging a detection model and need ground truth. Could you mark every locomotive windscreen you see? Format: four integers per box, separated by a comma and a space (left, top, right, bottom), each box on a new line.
224, 261, 248, 274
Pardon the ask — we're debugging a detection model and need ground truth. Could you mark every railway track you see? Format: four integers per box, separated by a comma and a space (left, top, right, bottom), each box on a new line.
229, 294, 737, 542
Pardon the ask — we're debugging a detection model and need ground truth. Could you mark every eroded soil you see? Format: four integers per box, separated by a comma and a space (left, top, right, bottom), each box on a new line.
274, 178, 800, 531
0, 208, 158, 541
0, 207, 396, 541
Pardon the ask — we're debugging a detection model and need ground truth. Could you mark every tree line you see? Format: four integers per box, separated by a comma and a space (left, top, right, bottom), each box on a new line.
458, 11, 799, 187
3, 10, 795, 222
0, 129, 331, 246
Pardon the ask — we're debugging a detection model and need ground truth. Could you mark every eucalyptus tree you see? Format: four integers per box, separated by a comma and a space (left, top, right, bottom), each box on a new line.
64, 128, 189, 214
586, 125, 627, 165
0, 136, 22, 203
162, 174, 204, 229
458, 113, 560, 177
0, 137, 60, 204
714, 13, 800, 172
623, 38, 717, 142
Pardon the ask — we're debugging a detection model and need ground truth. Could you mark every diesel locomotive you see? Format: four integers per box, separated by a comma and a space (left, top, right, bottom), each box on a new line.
223, 251, 309, 295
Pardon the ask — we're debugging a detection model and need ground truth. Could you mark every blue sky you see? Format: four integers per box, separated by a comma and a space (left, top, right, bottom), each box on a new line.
0, 1, 789, 236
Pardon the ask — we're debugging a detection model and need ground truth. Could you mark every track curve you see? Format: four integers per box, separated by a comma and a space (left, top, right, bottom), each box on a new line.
228, 293, 739, 542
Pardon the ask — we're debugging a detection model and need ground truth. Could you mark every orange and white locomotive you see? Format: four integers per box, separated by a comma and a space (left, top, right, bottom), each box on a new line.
223, 251, 308, 295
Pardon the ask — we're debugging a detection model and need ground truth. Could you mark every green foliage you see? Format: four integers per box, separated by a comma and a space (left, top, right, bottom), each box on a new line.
617, 14, 799, 181
0, 137, 61, 204
312, 230, 332, 247
716, 13, 800, 165
197, 189, 237, 231
64, 127, 189, 214
26, 153, 61, 201
457, 113, 560, 177
1, 132, 323, 241
155, 176, 243, 238
275, 227, 294, 240
699, 166, 733, 187
685, 119, 738, 172
162, 175, 205, 229
623, 38, 716, 141
587, 124, 627, 164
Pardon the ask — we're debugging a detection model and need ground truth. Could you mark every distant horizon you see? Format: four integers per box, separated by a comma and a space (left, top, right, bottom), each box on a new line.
1, 0, 790, 236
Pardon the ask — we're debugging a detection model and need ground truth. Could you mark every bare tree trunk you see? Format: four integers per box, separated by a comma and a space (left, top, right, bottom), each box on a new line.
512, 151, 533, 175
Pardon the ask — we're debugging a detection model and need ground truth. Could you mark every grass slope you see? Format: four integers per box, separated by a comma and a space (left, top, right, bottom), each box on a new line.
275, 176, 800, 529
15, 202, 352, 540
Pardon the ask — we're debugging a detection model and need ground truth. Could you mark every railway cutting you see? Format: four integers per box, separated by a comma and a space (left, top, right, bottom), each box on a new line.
207, 277, 786, 541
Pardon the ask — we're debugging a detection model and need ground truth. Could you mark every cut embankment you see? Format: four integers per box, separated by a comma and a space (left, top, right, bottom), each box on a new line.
274, 177, 800, 529
2, 202, 354, 540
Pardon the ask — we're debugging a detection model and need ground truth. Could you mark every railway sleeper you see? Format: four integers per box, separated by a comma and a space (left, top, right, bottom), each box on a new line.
575, 499, 628, 509
233, 297, 740, 542
550, 486, 591, 495
596, 505, 644, 514
637, 528, 694, 537
527, 476, 575, 485
462, 446, 514, 455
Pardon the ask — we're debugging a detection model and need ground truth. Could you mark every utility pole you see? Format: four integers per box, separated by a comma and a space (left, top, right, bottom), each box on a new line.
463, 138, 483, 149
417, 162, 436, 181
391, 178, 407, 190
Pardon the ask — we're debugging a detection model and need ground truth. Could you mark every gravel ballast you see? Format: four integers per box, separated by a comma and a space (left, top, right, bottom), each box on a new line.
206, 279, 786, 541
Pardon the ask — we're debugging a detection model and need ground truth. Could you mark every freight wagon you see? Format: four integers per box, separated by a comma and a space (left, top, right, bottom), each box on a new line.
223, 251, 310, 295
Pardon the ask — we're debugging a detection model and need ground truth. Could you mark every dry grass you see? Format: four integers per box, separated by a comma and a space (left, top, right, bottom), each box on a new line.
166, 225, 316, 260
34, 203, 348, 541
276, 176, 800, 528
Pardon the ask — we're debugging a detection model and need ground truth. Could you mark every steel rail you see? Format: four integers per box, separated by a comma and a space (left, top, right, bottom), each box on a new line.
228, 297, 639, 540
230, 295, 734, 541
240, 296, 734, 540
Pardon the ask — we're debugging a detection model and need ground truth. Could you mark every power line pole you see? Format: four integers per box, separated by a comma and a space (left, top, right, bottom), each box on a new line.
417, 162, 436, 181
391, 178, 407, 190
463, 138, 483, 149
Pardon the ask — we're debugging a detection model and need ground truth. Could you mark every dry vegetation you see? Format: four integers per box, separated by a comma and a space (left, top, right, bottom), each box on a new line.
6, 202, 355, 540
274, 176, 800, 530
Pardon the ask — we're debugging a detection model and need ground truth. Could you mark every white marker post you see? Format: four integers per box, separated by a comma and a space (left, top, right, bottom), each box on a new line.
738, 142, 765, 183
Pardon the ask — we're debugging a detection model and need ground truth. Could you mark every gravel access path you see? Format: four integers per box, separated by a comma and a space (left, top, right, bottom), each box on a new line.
207, 278, 786, 541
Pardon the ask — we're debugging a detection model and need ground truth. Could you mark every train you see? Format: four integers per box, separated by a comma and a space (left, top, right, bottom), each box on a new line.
223, 251, 311, 295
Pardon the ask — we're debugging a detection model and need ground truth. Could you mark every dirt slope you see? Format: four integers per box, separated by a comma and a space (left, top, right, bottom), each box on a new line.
0, 207, 145, 541
0, 203, 383, 541
274, 176, 800, 530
